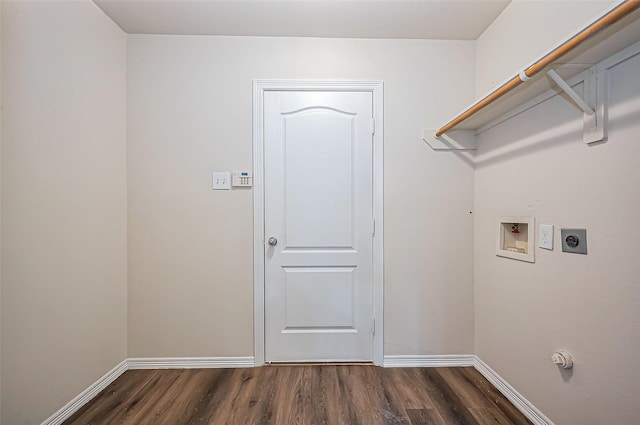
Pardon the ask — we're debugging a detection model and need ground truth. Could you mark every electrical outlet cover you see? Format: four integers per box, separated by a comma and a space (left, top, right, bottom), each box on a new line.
561, 228, 587, 254
539, 224, 554, 250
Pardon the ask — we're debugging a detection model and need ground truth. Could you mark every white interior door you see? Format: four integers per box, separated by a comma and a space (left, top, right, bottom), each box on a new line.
264, 90, 374, 362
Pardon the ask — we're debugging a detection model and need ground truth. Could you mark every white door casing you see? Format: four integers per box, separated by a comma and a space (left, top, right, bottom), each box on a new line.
253, 80, 384, 365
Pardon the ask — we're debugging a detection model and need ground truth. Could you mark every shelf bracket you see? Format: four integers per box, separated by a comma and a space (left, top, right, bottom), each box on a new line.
547, 69, 594, 115
423, 129, 477, 151
547, 68, 608, 144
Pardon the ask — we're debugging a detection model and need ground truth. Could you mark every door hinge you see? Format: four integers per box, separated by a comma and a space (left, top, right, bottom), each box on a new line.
371, 219, 376, 236
370, 119, 375, 135
371, 317, 376, 335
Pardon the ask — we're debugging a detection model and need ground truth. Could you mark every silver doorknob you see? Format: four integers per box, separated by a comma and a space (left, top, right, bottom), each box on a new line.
267, 237, 278, 246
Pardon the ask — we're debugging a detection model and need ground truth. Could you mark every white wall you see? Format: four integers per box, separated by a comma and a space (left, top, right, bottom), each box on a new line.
1, 0, 636, 423
474, 47, 640, 425
1, 2, 127, 424
475, 0, 616, 97
127, 35, 476, 359
0, 2, 3, 422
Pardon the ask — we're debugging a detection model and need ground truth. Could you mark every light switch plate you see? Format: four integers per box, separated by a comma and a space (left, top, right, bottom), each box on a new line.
539, 224, 553, 250
212, 172, 231, 190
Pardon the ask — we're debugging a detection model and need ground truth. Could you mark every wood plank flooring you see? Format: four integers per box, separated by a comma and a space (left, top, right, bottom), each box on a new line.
63, 365, 532, 425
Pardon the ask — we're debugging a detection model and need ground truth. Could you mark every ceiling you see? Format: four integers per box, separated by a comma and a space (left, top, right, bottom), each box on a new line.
93, 0, 511, 40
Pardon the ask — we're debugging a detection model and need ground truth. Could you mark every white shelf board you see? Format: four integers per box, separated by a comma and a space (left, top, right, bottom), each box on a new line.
448, 7, 640, 133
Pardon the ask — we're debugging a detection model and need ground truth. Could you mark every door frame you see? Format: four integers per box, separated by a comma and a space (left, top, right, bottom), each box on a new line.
252, 80, 384, 366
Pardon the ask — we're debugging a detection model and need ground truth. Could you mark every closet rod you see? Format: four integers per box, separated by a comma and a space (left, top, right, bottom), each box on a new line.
435, 0, 640, 137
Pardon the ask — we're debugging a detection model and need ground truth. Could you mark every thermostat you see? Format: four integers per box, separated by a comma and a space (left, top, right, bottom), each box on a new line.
232, 171, 252, 187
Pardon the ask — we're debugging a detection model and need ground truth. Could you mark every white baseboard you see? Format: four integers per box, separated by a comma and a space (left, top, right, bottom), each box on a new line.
41, 360, 128, 425
41, 355, 551, 425
383, 354, 553, 425
39, 356, 254, 425
383, 354, 476, 367
473, 357, 554, 425
127, 356, 255, 369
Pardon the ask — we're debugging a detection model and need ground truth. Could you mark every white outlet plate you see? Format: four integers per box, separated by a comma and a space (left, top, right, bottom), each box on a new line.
212, 172, 231, 190
539, 224, 553, 250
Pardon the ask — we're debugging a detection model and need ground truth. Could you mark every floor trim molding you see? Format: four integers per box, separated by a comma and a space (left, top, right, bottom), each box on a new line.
41, 360, 128, 425
127, 356, 255, 369
383, 354, 476, 367
40, 357, 255, 425
384, 354, 553, 425
41, 355, 552, 425
473, 357, 554, 425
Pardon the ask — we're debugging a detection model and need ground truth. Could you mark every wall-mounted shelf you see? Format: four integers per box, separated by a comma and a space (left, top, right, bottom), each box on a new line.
424, 0, 640, 151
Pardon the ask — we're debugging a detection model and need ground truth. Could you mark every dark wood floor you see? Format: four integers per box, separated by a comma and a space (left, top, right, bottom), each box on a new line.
64, 365, 532, 425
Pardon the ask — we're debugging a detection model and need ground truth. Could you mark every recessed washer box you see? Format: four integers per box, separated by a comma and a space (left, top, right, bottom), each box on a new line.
496, 216, 535, 263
